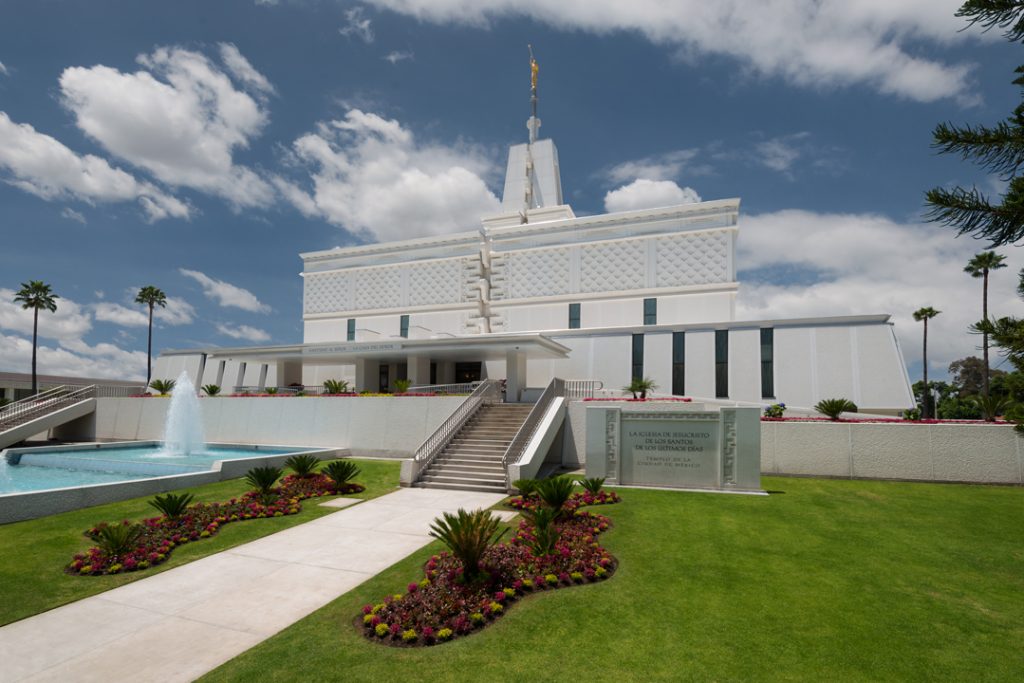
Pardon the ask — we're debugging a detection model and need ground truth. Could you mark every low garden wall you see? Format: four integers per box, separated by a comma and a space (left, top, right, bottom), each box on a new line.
92, 396, 465, 457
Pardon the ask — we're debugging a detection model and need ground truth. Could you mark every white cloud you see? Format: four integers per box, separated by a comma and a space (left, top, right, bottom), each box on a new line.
216, 323, 271, 343
605, 149, 702, 184
282, 109, 500, 241
365, 0, 976, 103
58, 46, 274, 208
755, 132, 811, 174
0, 112, 189, 222
0, 333, 146, 381
61, 207, 86, 224
735, 209, 1024, 376
0, 288, 93, 343
340, 7, 375, 43
93, 303, 148, 327
155, 296, 197, 325
383, 50, 414, 64
94, 293, 194, 328
0, 61, 8, 77
179, 268, 271, 313
604, 179, 701, 213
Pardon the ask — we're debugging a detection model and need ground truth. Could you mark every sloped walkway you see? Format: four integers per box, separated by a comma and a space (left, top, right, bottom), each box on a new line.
0, 487, 506, 682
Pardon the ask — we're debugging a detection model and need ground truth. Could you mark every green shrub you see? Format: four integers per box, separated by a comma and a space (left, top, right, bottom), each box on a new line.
323, 378, 350, 394
763, 402, 786, 418
523, 506, 559, 556
322, 460, 361, 488
147, 492, 195, 520
244, 466, 282, 503
972, 394, 1009, 422
94, 522, 144, 558
393, 379, 412, 393
265, 387, 278, 395
284, 454, 320, 477
149, 378, 176, 396
902, 407, 922, 421
622, 376, 658, 399
577, 477, 605, 495
513, 478, 539, 496
201, 384, 220, 397
814, 398, 857, 420
437, 628, 453, 641
428, 508, 507, 582
535, 475, 576, 516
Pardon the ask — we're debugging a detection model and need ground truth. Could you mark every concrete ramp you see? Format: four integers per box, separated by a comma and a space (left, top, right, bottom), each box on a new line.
0, 387, 97, 450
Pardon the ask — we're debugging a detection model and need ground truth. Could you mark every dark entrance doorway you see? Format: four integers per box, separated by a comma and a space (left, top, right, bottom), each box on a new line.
378, 364, 389, 392
454, 362, 481, 383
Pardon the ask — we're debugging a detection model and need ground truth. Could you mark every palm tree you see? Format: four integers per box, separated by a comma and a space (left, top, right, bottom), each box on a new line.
913, 307, 941, 418
13, 281, 59, 395
135, 286, 167, 387
964, 251, 1007, 398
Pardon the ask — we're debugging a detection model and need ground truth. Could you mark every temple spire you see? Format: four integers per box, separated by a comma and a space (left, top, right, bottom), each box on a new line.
527, 45, 540, 144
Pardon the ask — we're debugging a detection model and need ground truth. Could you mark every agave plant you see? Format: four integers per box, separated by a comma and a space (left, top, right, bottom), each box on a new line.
322, 378, 350, 394
523, 506, 560, 557
428, 508, 506, 582
972, 394, 1009, 422
94, 522, 144, 558
149, 378, 176, 396
201, 384, 221, 397
622, 376, 658, 399
244, 466, 283, 503
322, 460, 361, 488
535, 476, 577, 517
284, 454, 320, 478
577, 477, 605, 495
815, 398, 858, 420
265, 386, 279, 395
393, 379, 412, 394
147, 492, 195, 520
513, 478, 539, 496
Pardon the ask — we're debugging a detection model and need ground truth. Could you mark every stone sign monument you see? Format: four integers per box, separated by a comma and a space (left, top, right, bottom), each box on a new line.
585, 406, 762, 492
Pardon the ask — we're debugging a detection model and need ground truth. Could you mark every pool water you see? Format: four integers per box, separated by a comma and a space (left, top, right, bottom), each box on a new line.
0, 444, 310, 494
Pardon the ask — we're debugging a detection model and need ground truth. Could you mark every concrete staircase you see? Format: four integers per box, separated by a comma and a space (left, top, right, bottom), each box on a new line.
415, 403, 534, 493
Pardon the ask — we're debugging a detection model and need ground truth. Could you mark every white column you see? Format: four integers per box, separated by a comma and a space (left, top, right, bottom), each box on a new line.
407, 355, 431, 385
506, 349, 527, 403
215, 360, 226, 388
353, 358, 378, 393
194, 353, 207, 394
257, 364, 269, 391
234, 362, 248, 392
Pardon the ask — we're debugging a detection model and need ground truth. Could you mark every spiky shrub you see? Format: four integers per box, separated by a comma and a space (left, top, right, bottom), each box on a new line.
815, 398, 858, 420
577, 477, 605, 495
201, 384, 220, 397
323, 460, 360, 488
523, 506, 559, 557
149, 378, 176, 396
147, 492, 195, 520
428, 508, 506, 582
513, 478, 539, 496
95, 522, 144, 558
284, 454, 320, 477
535, 476, 577, 517
972, 394, 1009, 422
622, 376, 658, 399
265, 387, 279, 395
393, 379, 412, 394
323, 378, 350, 394
244, 466, 283, 503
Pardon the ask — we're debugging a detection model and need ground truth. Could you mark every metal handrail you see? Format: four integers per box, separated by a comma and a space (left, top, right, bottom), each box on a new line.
410, 379, 500, 477
564, 379, 604, 400
500, 377, 566, 485
0, 385, 96, 430
407, 381, 481, 396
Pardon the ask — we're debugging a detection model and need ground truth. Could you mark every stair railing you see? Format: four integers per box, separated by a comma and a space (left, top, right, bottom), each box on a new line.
0, 385, 96, 430
408, 379, 500, 481
563, 379, 604, 400
500, 377, 565, 487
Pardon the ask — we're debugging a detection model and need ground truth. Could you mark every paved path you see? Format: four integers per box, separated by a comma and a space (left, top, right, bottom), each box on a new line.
0, 488, 506, 682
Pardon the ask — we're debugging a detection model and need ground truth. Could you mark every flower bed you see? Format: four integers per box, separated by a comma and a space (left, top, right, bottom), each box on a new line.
67, 474, 364, 576
583, 397, 692, 402
761, 416, 1011, 425
359, 509, 616, 647
507, 490, 621, 511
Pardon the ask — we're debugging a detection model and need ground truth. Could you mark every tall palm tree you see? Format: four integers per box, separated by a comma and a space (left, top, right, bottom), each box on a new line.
964, 251, 1007, 398
913, 307, 941, 418
13, 281, 59, 395
135, 286, 167, 387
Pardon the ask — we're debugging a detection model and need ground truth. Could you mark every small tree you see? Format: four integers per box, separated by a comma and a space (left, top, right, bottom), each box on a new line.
913, 307, 941, 418
135, 286, 167, 388
13, 281, 59, 395
622, 377, 658, 399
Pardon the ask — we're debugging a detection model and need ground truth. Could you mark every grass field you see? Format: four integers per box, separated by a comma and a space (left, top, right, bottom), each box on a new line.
0, 458, 400, 626
201, 477, 1024, 682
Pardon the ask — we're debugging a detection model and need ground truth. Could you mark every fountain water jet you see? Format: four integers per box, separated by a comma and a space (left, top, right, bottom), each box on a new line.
162, 371, 206, 456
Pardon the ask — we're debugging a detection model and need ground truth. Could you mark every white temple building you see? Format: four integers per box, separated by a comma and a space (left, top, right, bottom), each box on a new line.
156, 84, 915, 414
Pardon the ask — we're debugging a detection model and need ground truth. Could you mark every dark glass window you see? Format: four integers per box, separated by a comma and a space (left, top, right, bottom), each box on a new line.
715, 330, 729, 398
399, 314, 410, 338
643, 298, 657, 325
346, 318, 356, 341
760, 328, 774, 398
672, 331, 685, 396
568, 303, 581, 329
632, 333, 644, 380
378, 364, 389, 392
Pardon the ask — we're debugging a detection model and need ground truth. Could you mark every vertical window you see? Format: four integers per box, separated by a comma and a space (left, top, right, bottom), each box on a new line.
568, 303, 581, 329
760, 328, 774, 398
672, 331, 685, 396
715, 330, 729, 398
430, 362, 437, 385
379, 364, 389, 392
643, 298, 657, 325
400, 314, 410, 338
631, 333, 644, 380
347, 318, 356, 342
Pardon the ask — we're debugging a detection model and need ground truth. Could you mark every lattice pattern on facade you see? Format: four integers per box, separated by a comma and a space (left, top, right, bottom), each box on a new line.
303, 272, 350, 315
655, 231, 730, 287
354, 266, 402, 310
580, 239, 645, 293
408, 259, 464, 307
506, 248, 572, 299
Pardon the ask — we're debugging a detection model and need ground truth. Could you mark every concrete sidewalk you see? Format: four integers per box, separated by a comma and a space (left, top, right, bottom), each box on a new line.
0, 487, 506, 682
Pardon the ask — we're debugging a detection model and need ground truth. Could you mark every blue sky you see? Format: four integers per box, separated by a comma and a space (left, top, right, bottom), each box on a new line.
0, 0, 1022, 382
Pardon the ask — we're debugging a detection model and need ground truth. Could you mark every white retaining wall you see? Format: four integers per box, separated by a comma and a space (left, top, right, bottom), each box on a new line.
94, 396, 465, 457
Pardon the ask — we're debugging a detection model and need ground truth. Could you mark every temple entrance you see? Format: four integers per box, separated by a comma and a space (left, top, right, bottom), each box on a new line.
454, 362, 481, 383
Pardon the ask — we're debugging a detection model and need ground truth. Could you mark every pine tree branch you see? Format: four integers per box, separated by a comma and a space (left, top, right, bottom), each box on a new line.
932, 120, 1024, 176
925, 177, 1024, 245
957, 0, 1024, 42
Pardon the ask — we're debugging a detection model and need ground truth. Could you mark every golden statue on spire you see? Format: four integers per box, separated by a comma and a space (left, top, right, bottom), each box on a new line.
529, 44, 539, 92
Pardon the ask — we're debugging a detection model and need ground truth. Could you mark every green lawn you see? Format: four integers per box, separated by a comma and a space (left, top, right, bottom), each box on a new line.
203, 477, 1024, 682
0, 458, 400, 626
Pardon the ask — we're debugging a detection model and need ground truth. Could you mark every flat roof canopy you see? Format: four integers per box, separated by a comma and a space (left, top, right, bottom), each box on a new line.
161, 333, 570, 365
